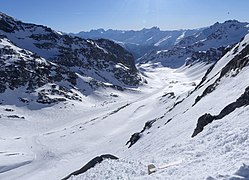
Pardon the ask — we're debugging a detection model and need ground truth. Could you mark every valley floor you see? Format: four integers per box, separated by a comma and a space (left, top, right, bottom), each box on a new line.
0, 63, 248, 180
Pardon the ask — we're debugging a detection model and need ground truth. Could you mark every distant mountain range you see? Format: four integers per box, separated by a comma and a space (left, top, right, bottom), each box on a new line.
72, 27, 201, 58
138, 20, 249, 67
73, 20, 249, 68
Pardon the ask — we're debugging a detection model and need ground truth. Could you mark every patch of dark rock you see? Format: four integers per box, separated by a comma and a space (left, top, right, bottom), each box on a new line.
5, 153, 19, 156
102, 104, 130, 119
188, 45, 233, 97
220, 44, 249, 78
7, 115, 25, 119
141, 119, 157, 132
164, 118, 172, 125
192, 113, 215, 137
193, 82, 218, 106
183, 109, 189, 114
5, 108, 14, 112
67, 72, 78, 86
0, 17, 15, 32
111, 85, 124, 91
192, 86, 249, 137
168, 98, 185, 112
192, 63, 216, 93
125, 110, 173, 148
161, 92, 175, 99
62, 154, 118, 180
19, 98, 29, 103
126, 132, 142, 148
37, 94, 66, 104
126, 118, 157, 148
242, 43, 247, 47
110, 93, 118, 97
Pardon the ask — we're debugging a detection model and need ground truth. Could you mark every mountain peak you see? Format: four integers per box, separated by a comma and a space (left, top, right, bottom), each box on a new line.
141, 26, 160, 31
210, 19, 248, 29
224, 19, 241, 24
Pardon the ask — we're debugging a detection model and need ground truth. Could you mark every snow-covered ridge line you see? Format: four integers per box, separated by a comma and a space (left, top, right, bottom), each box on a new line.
138, 20, 249, 68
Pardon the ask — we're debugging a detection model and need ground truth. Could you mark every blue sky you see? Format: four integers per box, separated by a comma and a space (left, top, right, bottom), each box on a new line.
0, 0, 249, 32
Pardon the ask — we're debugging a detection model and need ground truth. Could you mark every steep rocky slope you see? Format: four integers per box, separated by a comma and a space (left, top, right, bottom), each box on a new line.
0, 12, 142, 88
0, 13, 143, 105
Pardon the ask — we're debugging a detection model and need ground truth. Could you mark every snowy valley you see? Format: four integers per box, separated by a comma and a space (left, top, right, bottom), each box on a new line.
0, 12, 249, 180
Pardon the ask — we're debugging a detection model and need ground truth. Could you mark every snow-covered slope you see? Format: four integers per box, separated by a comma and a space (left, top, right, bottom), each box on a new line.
68, 31, 249, 180
1, 13, 249, 180
138, 20, 249, 68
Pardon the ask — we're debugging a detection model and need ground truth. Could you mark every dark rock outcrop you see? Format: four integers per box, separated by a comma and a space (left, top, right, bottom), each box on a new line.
126, 132, 142, 148
192, 86, 249, 137
126, 119, 157, 148
62, 154, 118, 180
191, 113, 215, 137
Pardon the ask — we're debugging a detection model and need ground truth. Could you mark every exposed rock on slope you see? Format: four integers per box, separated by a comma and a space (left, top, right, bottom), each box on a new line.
192, 86, 249, 137
0, 36, 84, 103
62, 154, 118, 180
0, 12, 142, 88
0, 12, 143, 105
